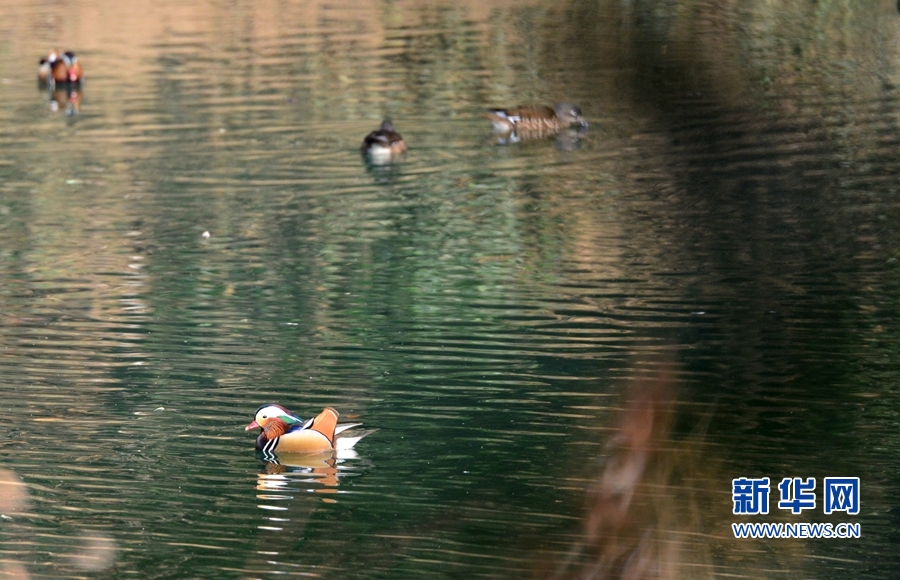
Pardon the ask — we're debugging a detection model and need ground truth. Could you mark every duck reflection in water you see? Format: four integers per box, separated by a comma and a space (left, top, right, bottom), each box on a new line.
46, 87, 82, 116
256, 451, 349, 490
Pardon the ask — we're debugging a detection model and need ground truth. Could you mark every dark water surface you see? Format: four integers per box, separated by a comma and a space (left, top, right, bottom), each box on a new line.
1, 0, 899, 578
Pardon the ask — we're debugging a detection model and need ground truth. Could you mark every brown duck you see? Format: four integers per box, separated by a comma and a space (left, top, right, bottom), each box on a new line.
483, 103, 587, 134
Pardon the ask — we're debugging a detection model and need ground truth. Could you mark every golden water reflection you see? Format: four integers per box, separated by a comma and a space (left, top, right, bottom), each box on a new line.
0, 469, 117, 577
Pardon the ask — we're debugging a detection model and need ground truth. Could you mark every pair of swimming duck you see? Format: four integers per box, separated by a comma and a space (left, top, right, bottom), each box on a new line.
37, 50, 83, 88
246, 404, 374, 456
361, 102, 588, 162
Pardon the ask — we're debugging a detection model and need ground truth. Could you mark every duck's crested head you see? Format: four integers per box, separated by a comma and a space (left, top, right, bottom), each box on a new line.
379, 119, 395, 132
554, 102, 587, 128
245, 404, 301, 431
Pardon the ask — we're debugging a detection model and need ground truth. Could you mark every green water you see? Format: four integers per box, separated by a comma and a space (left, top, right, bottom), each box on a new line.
0, 0, 898, 578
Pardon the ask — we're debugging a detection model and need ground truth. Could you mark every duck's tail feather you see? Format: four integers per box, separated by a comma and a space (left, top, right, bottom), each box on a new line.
335, 422, 363, 436
335, 428, 378, 450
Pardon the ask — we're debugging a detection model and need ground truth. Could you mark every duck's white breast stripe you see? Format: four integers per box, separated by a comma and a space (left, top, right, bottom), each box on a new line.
263, 436, 279, 455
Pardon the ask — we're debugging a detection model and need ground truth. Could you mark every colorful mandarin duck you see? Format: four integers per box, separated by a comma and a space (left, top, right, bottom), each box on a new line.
360, 119, 406, 164
37, 50, 83, 88
484, 103, 587, 133
246, 405, 374, 456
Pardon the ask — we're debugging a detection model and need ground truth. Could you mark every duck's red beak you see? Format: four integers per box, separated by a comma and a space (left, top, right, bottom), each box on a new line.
245, 420, 261, 431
